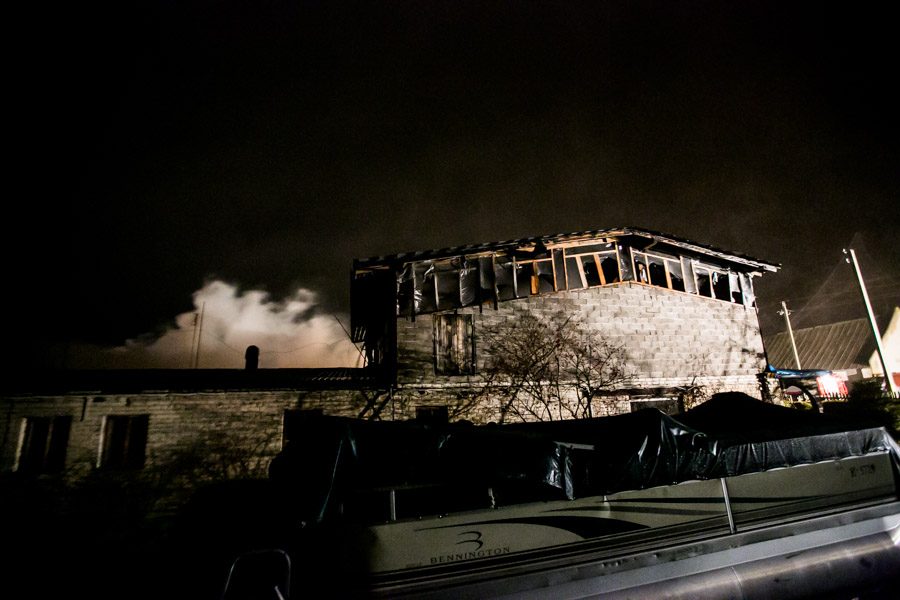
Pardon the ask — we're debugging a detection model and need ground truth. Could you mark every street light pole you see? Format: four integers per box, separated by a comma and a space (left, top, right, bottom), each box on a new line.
844, 248, 898, 395
779, 300, 802, 370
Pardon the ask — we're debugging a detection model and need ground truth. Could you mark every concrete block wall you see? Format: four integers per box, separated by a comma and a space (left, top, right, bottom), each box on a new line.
395, 282, 766, 414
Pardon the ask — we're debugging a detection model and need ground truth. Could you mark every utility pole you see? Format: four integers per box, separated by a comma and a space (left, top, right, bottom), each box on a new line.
192, 301, 206, 369
189, 310, 199, 368
844, 248, 898, 395
778, 300, 802, 370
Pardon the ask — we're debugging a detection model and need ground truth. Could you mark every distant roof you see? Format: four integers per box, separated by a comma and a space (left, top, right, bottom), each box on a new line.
1, 368, 381, 396
787, 238, 899, 330
354, 226, 780, 272
765, 318, 875, 372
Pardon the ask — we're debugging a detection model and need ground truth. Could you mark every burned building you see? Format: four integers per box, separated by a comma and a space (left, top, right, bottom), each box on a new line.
1, 226, 780, 486
351, 227, 780, 420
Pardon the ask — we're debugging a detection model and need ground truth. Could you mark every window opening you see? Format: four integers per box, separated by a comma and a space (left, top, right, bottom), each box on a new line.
631, 251, 649, 284
534, 259, 555, 293
695, 267, 713, 298
669, 260, 686, 291
495, 261, 516, 301
728, 272, 742, 303
552, 249, 566, 291
633, 250, 684, 291
436, 264, 463, 309
581, 255, 604, 286
100, 414, 149, 470
17, 416, 71, 475
601, 256, 620, 283
419, 264, 437, 313
692, 263, 738, 304
648, 260, 667, 287
564, 249, 619, 289
713, 271, 731, 301
565, 256, 586, 289
416, 405, 449, 425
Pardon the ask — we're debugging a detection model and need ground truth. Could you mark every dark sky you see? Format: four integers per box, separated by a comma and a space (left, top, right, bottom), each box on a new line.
9, 1, 899, 368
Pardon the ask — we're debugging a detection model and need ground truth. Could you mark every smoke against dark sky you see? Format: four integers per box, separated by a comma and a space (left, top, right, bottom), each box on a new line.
8, 1, 899, 369
62, 280, 360, 369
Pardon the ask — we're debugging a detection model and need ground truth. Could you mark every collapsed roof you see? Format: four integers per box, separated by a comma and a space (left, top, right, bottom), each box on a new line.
354, 226, 780, 272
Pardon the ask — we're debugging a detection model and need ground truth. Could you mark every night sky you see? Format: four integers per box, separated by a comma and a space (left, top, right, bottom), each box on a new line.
9, 1, 899, 369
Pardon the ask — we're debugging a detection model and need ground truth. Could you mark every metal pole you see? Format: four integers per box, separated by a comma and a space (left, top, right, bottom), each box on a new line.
844, 248, 898, 394
189, 311, 199, 368
193, 301, 206, 369
780, 301, 802, 370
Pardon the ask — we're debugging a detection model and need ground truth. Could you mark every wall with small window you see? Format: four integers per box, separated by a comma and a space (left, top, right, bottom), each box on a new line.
1, 388, 369, 482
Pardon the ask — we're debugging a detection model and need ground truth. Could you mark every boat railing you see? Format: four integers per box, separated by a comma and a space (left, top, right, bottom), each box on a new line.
220, 549, 291, 600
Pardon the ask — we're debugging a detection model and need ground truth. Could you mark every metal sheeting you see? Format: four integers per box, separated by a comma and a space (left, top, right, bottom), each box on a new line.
765, 317, 874, 372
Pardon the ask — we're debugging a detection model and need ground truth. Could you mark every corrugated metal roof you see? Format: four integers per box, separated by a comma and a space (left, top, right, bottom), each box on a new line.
765, 318, 875, 371
354, 226, 780, 272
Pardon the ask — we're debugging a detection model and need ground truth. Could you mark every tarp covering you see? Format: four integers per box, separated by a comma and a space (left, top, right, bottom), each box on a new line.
677, 392, 900, 477
765, 364, 833, 379
269, 393, 900, 525
500, 409, 716, 497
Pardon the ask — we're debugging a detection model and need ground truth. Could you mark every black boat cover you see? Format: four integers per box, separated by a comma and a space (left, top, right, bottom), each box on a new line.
268, 393, 900, 525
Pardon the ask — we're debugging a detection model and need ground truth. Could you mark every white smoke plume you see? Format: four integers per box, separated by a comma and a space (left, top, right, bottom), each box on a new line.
71, 280, 362, 369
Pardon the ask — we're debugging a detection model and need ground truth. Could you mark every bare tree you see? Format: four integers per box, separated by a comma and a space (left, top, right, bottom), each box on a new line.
478, 311, 631, 423
564, 335, 631, 419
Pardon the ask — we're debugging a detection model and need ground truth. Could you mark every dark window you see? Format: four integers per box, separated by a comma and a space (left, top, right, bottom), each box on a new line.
648, 260, 667, 287
552, 249, 566, 291
582, 255, 604, 286
565, 256, 585, 289
433, 314, 475, 375
282, 409, 323, 445
534, 259, 555, 293
634, 260, 649, 283
601, 256, 620, 283
696, 268, 713, 298
418, 265, 438, 313
494, 262, 517, 301
436, 267, 463, 309
630, 399, 679, 415
713, 271, 731, 301
510, 260, 553, 297
514, 263, 532, 298
397, 264, 416, 317
670, 265, 686, 292
17, 416, 71, 475
460, 265, 479, 306
565, 251, 618, 289
101, 415, 149, 470
416, 405, 449, 425
633, 251, 685, 291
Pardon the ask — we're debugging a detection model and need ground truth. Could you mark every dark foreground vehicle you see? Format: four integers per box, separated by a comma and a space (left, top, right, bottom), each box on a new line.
222, 393, 900, 599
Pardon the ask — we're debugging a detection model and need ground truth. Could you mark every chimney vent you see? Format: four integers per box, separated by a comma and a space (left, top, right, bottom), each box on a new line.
245, 345, 260, 370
